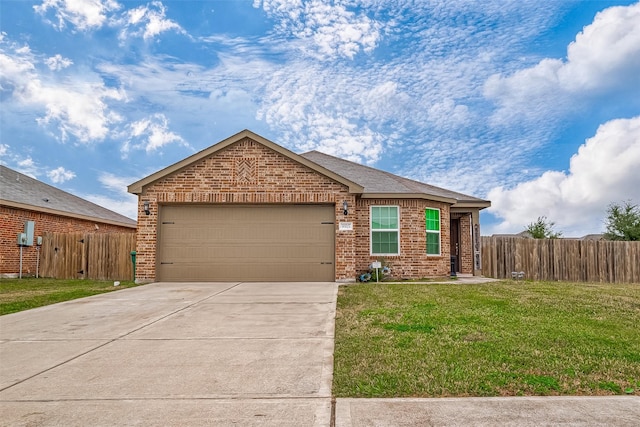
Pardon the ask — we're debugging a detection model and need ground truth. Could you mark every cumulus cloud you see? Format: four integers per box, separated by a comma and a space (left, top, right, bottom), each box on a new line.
34, 0, 121, 31
0, 37, 126, 143
83, 193, 137, 219
47, 166, 76, 183
16, 157, 39, 178
80, 172, 139, 219
45, 54, 73, 71
487, 116, 640, 237
121, 113, 190, 156
485, 1, 640, 123
254, 0, 383, 59
118, 1, 185, 41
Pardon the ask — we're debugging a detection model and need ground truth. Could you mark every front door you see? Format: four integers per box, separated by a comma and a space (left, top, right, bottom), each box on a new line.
450, 218, 460, 273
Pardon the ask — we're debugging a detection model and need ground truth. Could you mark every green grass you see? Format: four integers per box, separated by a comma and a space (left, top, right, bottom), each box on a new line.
333, 281, 640, 398
0, 278, 144, 315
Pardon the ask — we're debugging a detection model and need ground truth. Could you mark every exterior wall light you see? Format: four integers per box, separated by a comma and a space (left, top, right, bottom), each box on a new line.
143, 201, 150, 215
343, 200, 349, 215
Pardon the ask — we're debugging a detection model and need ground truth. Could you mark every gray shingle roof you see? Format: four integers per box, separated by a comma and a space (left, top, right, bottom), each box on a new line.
300, 151, 489, 205
0, 165, 136, 227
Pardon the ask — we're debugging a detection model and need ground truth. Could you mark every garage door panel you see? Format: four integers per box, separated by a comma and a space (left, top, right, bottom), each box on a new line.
159, 261, 333, 282
157, 205, 335, 282
160, 243, 332, 262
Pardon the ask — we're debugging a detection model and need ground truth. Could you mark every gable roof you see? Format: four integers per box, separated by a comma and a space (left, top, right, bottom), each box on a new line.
300, 151, 490, 208
127, 129, 364, 194
128, 129, 490, 209
0, 165, 136, 228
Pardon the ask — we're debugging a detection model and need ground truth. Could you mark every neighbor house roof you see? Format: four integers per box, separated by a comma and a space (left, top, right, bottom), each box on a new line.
0, 165, 136, 228
300, 151, 490, 208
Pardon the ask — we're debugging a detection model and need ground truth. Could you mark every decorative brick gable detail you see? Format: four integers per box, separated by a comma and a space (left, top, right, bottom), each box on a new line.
136, 137, 355, 282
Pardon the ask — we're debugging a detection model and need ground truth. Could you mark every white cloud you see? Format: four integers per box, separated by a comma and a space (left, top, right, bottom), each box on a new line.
0, 36, 126, 143
83, 193, 138, 219
81, 172, 140, 219
16, 157, 39, 178
254, 0, 383, 59
487, 116, 640, 237
45, 54, 73, 71
485, 2, 640, 123
34, 0, 121, 31
47, 166, 76, 183
121, 113, 190, 156
118, 1, 185, 41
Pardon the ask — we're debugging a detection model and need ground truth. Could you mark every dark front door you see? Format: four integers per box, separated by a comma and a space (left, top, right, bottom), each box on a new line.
450, 219, 460, 273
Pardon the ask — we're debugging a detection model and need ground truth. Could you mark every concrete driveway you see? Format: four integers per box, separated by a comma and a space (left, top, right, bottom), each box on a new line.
0, 282, 337, 426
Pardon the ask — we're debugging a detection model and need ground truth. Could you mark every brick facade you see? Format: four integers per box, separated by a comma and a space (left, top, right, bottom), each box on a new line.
135, 138, 354, 282
458, 213, 473, 275
133, 136, 483, 282
355, 198, 452, 279
0, 205, 135, 277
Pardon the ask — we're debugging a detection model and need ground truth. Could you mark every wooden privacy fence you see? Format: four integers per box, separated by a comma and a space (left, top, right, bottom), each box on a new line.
39, 232, 136, 281
481, 237, 640, 283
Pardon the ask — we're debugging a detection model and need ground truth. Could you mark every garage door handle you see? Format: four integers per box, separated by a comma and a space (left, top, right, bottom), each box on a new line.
321, 222, 334, 224
160, 262, 174, 265
321, 262, 333, 265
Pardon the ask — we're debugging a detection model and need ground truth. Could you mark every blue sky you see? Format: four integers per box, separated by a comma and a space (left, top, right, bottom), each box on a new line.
1, 0, 639, 236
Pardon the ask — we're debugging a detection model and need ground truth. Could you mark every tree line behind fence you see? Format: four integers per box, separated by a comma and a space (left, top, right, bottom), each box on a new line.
39, 232, 136, 281
481, 236, 640, 284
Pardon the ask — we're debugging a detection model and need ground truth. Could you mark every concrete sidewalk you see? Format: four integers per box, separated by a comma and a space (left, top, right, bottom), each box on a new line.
336, 396, 640, 426
0, 282, 337, 426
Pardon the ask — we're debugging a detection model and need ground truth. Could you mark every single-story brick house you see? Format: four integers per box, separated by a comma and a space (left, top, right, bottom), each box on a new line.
127, 130, 490, 283
0, 165, 137, 278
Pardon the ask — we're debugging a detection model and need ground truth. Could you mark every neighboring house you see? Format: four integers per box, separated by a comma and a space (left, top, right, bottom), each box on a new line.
0, 165, 137, 278
128, 130, 490, 283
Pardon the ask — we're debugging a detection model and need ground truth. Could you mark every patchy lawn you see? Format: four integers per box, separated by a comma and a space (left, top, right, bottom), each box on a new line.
0, 278, 143, 315
333, 281, 640, 397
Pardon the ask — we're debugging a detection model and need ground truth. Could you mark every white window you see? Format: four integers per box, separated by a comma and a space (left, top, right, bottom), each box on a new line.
371, 206, 400, 255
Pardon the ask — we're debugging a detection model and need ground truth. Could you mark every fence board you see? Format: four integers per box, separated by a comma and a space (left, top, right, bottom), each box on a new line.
40, 232, 136, 281
482, 237, 640, 284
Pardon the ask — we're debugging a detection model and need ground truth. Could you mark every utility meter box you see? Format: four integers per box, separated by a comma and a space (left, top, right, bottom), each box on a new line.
17, 233, 27, 245
36, 236, 43, 246
23, 221, 35, 246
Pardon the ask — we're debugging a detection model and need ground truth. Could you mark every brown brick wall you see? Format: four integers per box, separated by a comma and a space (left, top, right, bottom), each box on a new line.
459, 214, 473, 274
355, 199, 451, 279
134, 137, 483, 282
0, 205, 135, 277
136, 138, 354, 282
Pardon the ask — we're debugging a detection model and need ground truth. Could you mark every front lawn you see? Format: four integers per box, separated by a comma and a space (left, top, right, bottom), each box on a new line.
0, 278, 143, 315
333, 281, 640, 397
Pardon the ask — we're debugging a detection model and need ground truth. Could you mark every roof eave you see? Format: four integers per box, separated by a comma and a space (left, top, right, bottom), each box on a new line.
360, 193, 457, 204
0, 200, 137, 229
451, 201, 492, 210
127, 129, 364, 195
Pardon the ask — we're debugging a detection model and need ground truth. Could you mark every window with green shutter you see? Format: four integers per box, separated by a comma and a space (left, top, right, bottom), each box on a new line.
425, 208, 440, 255
371, 206, 399, 255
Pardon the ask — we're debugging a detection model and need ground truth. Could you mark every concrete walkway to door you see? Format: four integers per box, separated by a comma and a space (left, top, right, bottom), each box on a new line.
0, 282, 337, 426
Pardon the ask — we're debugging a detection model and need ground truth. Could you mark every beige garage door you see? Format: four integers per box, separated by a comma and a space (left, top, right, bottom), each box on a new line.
157, 205, 335, 282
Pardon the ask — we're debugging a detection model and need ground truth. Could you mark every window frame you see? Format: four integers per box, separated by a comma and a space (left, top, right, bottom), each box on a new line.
425, 208, 441, 256
370, 205, 400, 256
